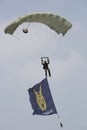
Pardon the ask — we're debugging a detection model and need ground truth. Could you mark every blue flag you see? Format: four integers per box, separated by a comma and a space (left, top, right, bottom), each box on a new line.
28, 78, 57, 115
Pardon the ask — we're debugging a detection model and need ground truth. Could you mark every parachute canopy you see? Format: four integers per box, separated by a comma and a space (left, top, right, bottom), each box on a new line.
4, 12, 72, 36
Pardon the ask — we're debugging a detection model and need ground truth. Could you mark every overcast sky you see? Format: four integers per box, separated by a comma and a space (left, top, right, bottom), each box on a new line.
0, 0, 87, 130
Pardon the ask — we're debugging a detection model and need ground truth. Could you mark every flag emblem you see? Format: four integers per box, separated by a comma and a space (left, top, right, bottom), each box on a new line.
33, 84, 47, 111
28, 78, 57, 115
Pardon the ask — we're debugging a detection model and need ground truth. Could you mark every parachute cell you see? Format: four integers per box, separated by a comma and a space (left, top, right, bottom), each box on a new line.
4, 13, 72, 36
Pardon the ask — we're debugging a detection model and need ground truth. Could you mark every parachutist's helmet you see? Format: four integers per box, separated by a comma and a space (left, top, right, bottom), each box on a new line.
22, 28, 28, 33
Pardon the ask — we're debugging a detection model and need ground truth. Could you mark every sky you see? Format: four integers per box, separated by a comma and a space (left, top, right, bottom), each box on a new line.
0, 0, 87, 130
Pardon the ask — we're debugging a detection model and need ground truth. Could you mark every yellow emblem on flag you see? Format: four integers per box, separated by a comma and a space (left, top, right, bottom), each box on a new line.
34, 84, 47, 111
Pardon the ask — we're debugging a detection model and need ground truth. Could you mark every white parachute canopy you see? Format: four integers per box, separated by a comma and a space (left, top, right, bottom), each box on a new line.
4, 12, 72, 36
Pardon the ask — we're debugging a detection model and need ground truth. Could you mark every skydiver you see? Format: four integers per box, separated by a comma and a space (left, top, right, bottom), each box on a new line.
41, 57, 51, 77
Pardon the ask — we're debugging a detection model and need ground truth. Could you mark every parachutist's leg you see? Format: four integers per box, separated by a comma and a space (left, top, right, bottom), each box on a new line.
45, 69, 47, 77
48, 68, 51, 77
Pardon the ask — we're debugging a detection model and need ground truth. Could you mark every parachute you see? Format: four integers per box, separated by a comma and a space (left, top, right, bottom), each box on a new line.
4, 12, 72, 36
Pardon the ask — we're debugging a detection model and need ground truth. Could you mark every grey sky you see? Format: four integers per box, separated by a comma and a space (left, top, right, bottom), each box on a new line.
0, 0, 87, 130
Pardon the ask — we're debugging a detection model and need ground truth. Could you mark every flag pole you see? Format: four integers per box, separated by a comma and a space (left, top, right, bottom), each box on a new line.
56, 110, 63, 127
41, 57, 63, 127
47, 77, 63, 128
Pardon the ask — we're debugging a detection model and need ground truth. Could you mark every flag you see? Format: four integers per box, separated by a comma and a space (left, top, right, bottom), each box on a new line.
28, 78, 57, 115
